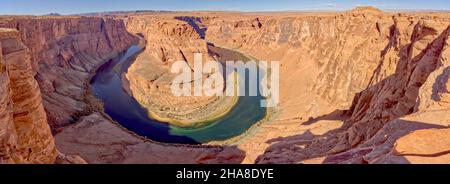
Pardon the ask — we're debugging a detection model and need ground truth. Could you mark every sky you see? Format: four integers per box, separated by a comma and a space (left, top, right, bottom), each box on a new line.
0, 0, 449, 15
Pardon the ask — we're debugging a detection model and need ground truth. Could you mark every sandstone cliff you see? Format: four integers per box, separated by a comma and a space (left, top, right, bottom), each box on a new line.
55, 112, 245, 164
57, 9, 450, 164
201, 11, 404, 118
123, 16, 237, 126
319, 24, 450, 163
0, 28, 57, 163
0, 16, 137, 128
0, 16, 137, 163
166, 9, 450, 163
195, 10, 450, 163
0, 15, 245, 164
2, 8, 450, 164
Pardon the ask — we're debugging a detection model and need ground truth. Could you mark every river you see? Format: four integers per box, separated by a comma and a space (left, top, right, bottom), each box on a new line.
90, 44, 266, 144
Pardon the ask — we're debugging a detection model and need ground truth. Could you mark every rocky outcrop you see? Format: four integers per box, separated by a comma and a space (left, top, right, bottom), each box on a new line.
55, 113, 244, 163
0, 29, 17, 163
393, 128, 450, 163
202, 11, 393, 119
335, 22, 449, 152
2, 8, 449, 164
249, 12, 450, 163
123, 16, 237, 127
320, 27, 450, 163
168, 9, 450, 163
0, 16, 137, 128
0, 28, 57, 163
1, 15, 242, 164
0, 16, 136, 164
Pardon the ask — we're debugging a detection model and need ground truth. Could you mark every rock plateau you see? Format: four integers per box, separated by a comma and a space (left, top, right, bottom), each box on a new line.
1, 7, 450, 164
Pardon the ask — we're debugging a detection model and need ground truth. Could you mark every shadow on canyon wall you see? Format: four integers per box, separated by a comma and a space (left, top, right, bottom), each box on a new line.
255, 23, 450, 164
175, 16, 207, 39
260, 116, 447, 164
320, 119, 449, 164
432, 66, 450, 101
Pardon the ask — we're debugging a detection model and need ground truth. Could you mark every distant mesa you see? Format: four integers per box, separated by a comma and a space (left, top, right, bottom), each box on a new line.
44, 13, 62, 16
347, 6, 384, 13
75, 10, 173, 17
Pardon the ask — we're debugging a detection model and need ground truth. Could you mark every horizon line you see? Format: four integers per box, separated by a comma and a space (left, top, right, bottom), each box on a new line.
1, 7, 450, 16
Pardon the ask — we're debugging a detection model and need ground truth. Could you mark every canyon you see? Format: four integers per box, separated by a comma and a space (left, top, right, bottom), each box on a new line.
1, 7, 450, 164
124, 16, 239, 127
0, 28, 56, 163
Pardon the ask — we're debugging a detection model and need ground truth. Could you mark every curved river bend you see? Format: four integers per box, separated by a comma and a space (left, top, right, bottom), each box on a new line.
91, 45, 266, 144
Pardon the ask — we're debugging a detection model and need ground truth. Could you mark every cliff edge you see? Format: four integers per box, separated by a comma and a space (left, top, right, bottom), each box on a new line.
0, 28, 57, 163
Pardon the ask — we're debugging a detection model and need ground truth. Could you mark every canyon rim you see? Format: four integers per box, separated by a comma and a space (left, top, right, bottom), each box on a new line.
0, 1, 450, 165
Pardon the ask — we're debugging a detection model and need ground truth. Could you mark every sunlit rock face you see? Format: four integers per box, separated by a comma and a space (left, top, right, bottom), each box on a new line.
2, 6, 450, 164
0, 16, 136, 163
244, 12, 450, 163
202, 11, 394, 120
0, 29, 17, 163
124, 16, 237, 127
167, 8, 450, 163
0, 28, 57, 163
0, 16, 137, 128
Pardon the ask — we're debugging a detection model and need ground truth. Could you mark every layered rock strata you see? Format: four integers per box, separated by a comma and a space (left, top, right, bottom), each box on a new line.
124, 16, 237, 127
2, 8, 450, 164
55, 113, 244, 164
202, 10, 450, 163
320, 25, 450, 163
0, 28, 57, 163
0, 16, 137, 128
0, 16, 136, 163
165, 8, 450, 163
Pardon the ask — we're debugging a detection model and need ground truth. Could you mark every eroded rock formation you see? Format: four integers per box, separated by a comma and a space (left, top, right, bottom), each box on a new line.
164, 8, 450, 163
0, 16, 137, 128
0, 28, 57, 163
1, 7, 450, 164
55, 112, 244, 163
123, 16, 237, 127
0, 16, 136, 163
320, 25, 450, 163
234, 11, 450, 163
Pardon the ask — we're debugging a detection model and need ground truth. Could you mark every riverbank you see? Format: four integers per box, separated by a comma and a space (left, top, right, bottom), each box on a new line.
204, 44, 278, 146
123, 51, 240, 128
145, 89, 239, 128
89, 39, 270, 144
